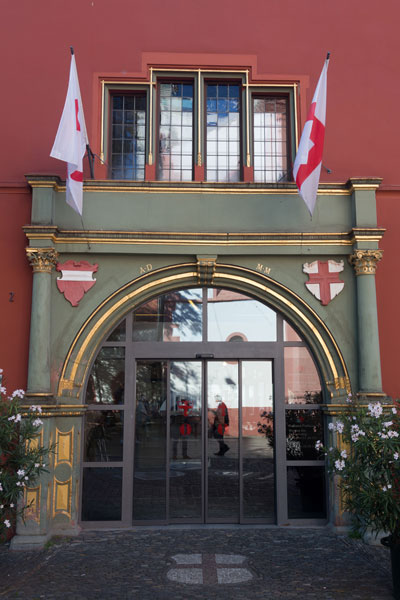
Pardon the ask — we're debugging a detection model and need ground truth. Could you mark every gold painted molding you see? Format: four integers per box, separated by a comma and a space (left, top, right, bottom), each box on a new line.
26, 178, 351, 195
26, 247, 58, 273
53, 478, 72, 518
24, 228, 374, 248
348, 249, 383, 275
25, 486, 41, 523
55, 428, 74, 467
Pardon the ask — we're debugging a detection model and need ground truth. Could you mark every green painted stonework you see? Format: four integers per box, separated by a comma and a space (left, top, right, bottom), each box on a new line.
16, 175, 384, 545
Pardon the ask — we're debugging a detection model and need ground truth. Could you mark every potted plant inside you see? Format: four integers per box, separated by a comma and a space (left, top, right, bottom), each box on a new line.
316, 395, 400, 599
0, 369, 52, 543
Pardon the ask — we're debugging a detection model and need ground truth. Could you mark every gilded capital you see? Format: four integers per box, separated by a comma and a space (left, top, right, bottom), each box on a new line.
26, 248, 59, 273
348, 249, 383, 275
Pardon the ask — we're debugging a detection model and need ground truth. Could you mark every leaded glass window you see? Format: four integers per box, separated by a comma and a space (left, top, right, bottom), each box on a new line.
157, 83, 194, 181
253, 97, 289, 183
206, 83, 241, 182
110, 95, 146, 180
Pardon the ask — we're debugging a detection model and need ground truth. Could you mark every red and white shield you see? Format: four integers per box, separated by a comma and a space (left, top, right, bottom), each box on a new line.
303, 260, 344, 306
56, 260, 98, 307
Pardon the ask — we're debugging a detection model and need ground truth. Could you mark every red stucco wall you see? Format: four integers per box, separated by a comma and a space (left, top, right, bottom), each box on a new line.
0, 187, 32, 391
1, 0, 400, 395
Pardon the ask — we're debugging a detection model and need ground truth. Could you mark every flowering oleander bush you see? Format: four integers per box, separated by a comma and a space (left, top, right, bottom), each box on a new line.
316, 394, 400, 544
0, 369, 52, 542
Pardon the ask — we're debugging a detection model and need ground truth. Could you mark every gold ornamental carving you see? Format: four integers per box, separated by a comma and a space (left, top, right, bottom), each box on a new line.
197, 255, 217, 285
26, 248, 58, 273
348, 249, 383, 275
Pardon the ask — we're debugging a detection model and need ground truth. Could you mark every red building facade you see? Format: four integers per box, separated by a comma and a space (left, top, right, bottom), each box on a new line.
1, 1, 399, 542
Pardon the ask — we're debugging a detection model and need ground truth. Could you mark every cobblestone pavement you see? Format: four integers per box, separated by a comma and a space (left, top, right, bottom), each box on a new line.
0, 527, 393, 599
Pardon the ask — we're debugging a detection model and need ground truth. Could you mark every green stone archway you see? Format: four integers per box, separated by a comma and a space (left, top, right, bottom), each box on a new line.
57, 262, 350, 403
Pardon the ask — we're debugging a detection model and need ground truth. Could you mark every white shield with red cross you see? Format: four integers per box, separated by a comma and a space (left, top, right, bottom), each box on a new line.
303, 260, 344, 306
56, 260, 98, 307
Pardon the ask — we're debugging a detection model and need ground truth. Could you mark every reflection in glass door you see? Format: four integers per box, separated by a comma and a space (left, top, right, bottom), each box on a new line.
169, 361, 202, 520
207, 361, 239, 521
242, 361, 274, 519
133, 359, 275, 523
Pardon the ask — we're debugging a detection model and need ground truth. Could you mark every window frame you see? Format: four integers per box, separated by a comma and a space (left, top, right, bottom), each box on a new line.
203, 78, 244, 183
155, 77, 196, 182
108, 90, 148, 181
251, 92, 293, 184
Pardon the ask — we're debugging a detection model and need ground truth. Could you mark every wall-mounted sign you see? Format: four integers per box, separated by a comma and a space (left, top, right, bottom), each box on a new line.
56, 260, 98, 307
303, 259, 344, 306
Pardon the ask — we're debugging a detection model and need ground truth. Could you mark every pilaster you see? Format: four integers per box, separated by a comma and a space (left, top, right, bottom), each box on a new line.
348, 249, 383, 394
26, 248, 58, 394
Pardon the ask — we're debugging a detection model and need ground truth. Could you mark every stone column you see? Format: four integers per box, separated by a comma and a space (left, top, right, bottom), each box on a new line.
26, 248, 58, 394
348, 249, 383, 394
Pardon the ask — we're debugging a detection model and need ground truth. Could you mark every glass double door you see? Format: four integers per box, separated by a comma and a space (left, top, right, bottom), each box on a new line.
133, 360, 274, 523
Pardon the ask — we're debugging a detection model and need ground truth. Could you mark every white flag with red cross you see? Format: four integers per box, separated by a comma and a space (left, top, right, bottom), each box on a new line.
293, 55, 330, 216
50, 51, 88, 215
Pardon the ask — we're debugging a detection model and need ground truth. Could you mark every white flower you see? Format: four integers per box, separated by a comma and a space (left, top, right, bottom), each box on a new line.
315, 440, 323, 450
328, 422, 335, 431
4, 520, 11, 528
388, 484, 392, 489
340, 450, 347, 458
368, 402, 383, 418
34, 463, 40, 469
382, 486, 388, 492
336, 421, 344, 433
16, 482, 22, 487
383, 421, 393, 428
346, 394, 353, 403
0, 386, 7, 395
0, 368, 3, 374
10, 503, 14, 508
29, 405, 42, 413
392, 407, 397, 415
14, 414, 21, 423
11, 389, 25, 399
0, 505, 3, 509
0, 483, 2, 492
17, 469, 25, 477
7, 415, 15, 422
329, 447, 333, 451
24, 476, 28, 481
394, 452, 399, 460
388, 430, 399, 438
335, 459, 346, 471
32, 418, 43, 427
